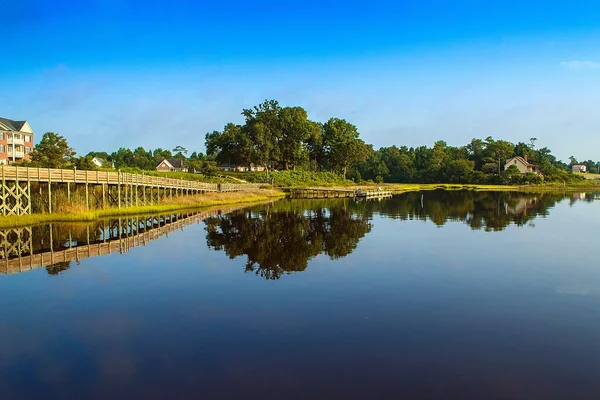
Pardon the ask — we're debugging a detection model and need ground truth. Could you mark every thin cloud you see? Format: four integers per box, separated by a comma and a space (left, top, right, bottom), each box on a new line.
560, 60, 600, 70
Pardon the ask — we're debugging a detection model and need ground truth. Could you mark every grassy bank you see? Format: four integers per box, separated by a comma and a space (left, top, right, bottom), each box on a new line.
225, 170, 355, 187
301, 182, 600, 193
0, 189, 285, 229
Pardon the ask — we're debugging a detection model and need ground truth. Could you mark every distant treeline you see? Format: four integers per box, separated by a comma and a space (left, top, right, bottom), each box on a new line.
23, 100, 599, 184
204, 99, 598, 184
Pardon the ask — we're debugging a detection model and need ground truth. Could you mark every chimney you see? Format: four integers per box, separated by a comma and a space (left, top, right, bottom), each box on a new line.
524, 154, 528, 162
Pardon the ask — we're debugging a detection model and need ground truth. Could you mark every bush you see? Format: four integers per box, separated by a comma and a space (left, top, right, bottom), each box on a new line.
230, 170, 354, 187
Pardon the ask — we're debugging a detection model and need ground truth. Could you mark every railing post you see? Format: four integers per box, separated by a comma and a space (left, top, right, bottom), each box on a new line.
118, 170, 121, 209
48, 168, 52, 213
1, 166, 5, 216
85, 172, 89, 210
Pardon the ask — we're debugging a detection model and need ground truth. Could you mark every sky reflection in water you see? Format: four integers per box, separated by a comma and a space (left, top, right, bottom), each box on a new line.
1, 191, 599, 399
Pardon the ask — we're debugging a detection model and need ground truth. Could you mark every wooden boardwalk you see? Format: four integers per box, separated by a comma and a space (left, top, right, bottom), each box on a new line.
0, 166, 261, 215
282, 187, 393, 199
0, 204, 253, 275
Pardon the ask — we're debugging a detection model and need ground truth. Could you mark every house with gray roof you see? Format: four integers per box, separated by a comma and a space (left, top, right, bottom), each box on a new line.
0, 117, 35, 164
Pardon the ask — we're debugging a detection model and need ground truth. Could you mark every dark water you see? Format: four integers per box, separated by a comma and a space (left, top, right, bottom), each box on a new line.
1, 191, 600, 399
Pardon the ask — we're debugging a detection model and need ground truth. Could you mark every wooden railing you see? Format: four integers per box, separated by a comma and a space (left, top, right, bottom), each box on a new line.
0, 166, 260, 192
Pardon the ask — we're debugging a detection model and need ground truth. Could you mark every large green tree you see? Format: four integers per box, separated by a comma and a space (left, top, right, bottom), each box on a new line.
243, 99, 282, 172
484, 136, 514, 175
30, 132, 76, 168
205, 123, 252, 166
278, 106, 313, 170
322, 118, 370, 178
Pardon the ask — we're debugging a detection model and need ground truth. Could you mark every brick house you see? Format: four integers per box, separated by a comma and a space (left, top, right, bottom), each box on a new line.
156, 158, 187, 172
0, 117, 35, 165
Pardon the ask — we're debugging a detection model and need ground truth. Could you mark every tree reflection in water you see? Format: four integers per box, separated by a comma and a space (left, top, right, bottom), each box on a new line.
0, 191, 593, 278
205, 191, 590, 278
204, 199, 372, 279
46, 261, 71, 276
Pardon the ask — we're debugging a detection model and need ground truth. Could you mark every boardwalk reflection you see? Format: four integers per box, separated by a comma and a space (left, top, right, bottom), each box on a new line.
0, 205, 252, 275
1, 191, 596, 277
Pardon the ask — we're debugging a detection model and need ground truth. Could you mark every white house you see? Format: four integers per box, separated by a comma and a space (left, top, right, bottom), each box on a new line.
216, 163, 265, 172
572, 164, 587, 173
91, 157, 114, 169
504, 156, 541, 175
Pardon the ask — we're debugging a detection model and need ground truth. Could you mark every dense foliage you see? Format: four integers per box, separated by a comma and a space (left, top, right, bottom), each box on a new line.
206, 100, 598, 184
23, 100, 599, 186
29, 132, 76, 169
205, 100, 370, 177
352, 137, 597, 184
231, 170, 354, 187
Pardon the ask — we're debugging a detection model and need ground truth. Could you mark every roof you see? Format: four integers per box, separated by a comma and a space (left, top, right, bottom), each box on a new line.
572, 164, 586, 168
507, 156, 536, 167
0, 117, 26, 131
163, 158, 186, 168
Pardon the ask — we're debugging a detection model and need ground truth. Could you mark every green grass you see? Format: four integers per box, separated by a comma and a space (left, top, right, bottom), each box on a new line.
226, 170, 355, 187
0, 189, 285, 229
294, 182, 600, 193
118, 167, 238, 183
578, 172, 600, 180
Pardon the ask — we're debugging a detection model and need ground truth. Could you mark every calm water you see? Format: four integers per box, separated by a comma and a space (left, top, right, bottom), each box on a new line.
1, 191, 600, 399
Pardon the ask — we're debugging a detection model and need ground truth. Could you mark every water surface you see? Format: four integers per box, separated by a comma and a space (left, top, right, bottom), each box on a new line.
1, 191, 599, 399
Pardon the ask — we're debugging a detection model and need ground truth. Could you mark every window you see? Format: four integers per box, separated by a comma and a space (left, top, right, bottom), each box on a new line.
13, 134, 21, 140
25, 135, 31, 142
25, 147, 31, 154
0, 145, 4, 153
0, 132, 4, 140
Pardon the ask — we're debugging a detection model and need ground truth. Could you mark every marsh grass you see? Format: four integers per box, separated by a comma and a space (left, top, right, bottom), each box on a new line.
304, 182, 600, 193
0, 189, 285, 229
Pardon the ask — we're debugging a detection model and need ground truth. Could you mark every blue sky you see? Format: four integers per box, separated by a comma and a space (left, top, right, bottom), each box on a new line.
2, 0, 600, 161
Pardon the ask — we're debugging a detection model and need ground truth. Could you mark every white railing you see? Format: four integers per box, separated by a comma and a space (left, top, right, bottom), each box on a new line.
7, 137, 24, 145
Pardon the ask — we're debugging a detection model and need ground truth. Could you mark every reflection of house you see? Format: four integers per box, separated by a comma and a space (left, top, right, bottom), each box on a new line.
217, 164, 265, 172
0, 117, 35, 164
572, 164, 587, 173
504, 156, 541, 175
571, 193, 586, 201
92, 157, 114, 169
156, 158, 187, 172
505, 197, 538, 215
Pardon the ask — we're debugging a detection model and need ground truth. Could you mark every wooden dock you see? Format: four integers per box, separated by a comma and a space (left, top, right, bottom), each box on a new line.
0, 203, 256, 275
282, 187, 393, 199
0, 166, 261, 215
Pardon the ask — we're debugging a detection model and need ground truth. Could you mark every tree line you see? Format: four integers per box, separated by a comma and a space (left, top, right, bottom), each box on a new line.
205, 100, 598, 184
22, 132, 214, 173
21, 99, 598, 184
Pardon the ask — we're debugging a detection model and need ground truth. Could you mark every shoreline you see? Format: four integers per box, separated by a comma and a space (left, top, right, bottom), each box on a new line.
1, 183, 598, 229
0, 189, 285, 229
294, 183, 600, 193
